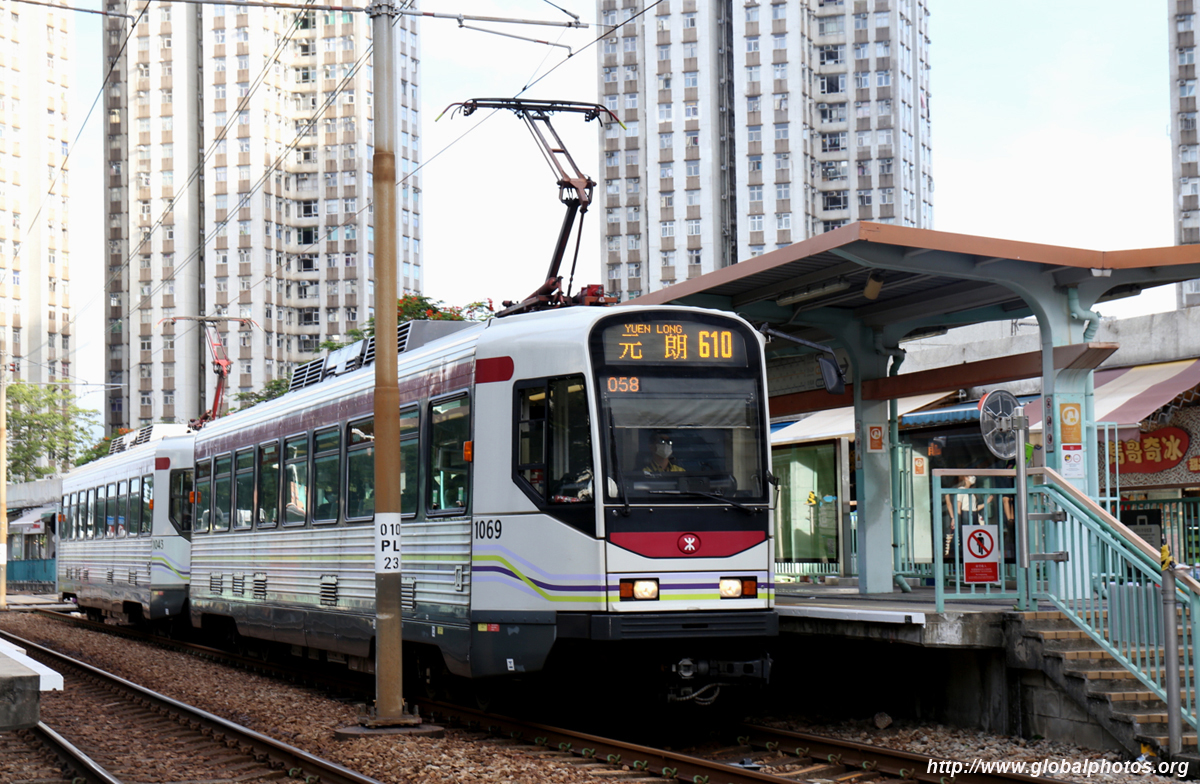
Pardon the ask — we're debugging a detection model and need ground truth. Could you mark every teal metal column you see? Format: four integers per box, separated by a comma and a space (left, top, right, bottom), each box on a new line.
848, 326, 895, 594
1034, 285, 1101, 494
792, 311, 897, 594
855, 381, 894, 593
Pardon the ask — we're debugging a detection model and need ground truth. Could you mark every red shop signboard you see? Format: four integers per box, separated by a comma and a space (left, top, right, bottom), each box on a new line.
1106, 426, 1190, 472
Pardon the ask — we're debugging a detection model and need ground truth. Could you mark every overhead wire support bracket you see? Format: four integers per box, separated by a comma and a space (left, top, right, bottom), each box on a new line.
454, 22, 574, 53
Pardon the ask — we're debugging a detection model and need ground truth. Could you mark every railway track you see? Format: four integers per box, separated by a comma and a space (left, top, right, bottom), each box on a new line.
0, 629, 386, 784
0, 720, 121, 784
415, 699, 1060, 784
32, 608, 368, 693
24, 611, 1058, 784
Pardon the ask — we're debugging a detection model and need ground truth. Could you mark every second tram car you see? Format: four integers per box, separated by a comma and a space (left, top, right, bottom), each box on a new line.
58, 425, 196, 623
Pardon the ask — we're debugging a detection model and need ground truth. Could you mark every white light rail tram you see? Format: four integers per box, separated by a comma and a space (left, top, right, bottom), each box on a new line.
58, 426, 196, 624
58, 304, 787, 702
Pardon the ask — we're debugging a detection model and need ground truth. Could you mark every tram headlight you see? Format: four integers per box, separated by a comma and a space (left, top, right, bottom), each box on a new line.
719, 578, 743, 598
633, 579, 659, 600
620, 578, 659, 600
720, 577, 759, 599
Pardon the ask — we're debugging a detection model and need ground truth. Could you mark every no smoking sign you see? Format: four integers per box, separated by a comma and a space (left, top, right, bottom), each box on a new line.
962, 524, 1001, 584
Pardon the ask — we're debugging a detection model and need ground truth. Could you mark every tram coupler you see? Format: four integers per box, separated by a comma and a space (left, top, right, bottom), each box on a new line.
671, 653, 771, 682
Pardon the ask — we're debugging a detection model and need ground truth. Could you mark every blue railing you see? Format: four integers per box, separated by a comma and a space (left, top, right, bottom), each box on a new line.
932, 469, 1021, 607
7, 559, 55, 584
1030, 471, 1199, 731
935, 467, 1200, 731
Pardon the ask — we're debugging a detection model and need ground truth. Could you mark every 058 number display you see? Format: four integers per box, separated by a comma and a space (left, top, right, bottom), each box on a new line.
606, 376, 640, 393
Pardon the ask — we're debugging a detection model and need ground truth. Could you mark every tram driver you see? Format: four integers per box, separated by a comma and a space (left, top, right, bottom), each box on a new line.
643, 431, 686, 475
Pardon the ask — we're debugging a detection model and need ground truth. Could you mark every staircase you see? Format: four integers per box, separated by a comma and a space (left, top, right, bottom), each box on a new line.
1009, 609, 1198, 754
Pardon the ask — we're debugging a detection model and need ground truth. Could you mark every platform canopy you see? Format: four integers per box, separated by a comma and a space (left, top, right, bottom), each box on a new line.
629, 223, 1200, 417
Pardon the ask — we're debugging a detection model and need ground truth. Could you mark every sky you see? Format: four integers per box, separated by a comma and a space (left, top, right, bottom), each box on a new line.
66, 0, 1183, 420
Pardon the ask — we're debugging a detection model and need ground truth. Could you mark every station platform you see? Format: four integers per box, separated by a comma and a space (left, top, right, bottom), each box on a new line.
0, 594, 66, 730
776, 584, 1011, 647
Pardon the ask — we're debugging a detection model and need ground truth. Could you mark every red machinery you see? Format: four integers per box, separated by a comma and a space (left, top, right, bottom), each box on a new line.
161, 316, 256, 428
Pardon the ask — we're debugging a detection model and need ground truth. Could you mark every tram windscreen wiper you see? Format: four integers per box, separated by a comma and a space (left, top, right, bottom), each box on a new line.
607, 415, 631, 516
647, 489, 757, 514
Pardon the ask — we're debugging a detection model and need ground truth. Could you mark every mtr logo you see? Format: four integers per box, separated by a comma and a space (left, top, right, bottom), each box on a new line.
678, 533, 702, 554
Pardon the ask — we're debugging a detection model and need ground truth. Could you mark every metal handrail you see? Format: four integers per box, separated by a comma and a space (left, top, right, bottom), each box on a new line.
1030, 477, 1198, 731
932, 468, 1200, 733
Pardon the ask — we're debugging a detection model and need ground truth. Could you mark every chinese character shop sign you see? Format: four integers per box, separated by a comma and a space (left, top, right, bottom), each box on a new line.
1108, 427, 1190, 473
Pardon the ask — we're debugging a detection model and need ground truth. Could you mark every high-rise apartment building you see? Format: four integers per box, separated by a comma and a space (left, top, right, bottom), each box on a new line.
1171, 3, 1200, 307
597, 0, 932, 299
1, 5, 74, 392
104, 2, 421, 433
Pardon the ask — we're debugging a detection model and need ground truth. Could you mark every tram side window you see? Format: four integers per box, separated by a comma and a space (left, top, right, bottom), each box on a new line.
169, 469, 194, 539
85, 488, 95, 539
141, 475, 154, 535
193, 461, 211, 533
116, 480, 129, 537
515, 376, 593, 505
234, 448, 254, 529
61, 495, 70, 540
284, 435, 308, 526
130, 477, 143, 535
213, 456, 232, 532
429, 396, 470, 513
516, 385, 547, 497
104, 483, 116, 538
312, 428, 340, 523
346, 418, 375, 521
98, 487, 107, 538
400, 407, 419, 515
257, 441, 280, 528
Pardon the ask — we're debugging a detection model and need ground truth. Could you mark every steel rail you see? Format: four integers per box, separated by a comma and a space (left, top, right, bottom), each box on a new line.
414, 698, 812, 784
0, 630, 387, 784
28, 611, 1061, 784
737, 725, 1062, 784
28, 722, 124, 784
413, 700, 1067, 784
33, 609, 368, 694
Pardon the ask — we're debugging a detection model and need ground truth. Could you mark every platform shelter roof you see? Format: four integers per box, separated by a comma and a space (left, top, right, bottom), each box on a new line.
630, 222, 1200, 336
626, 223, 1200, 418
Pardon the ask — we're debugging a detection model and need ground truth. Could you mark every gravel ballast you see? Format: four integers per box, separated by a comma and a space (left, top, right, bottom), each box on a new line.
0, 613, 1192, 784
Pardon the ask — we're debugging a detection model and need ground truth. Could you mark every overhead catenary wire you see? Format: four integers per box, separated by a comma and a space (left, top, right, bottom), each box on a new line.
79, 0, 423, 345
18, 0, 325, 396
113, 1, 422, 377
7, 0, 149, 332
5, 0, 134, 19
36, 1, 613, 409
36, 0, 323, 371
24, 0, 586, 380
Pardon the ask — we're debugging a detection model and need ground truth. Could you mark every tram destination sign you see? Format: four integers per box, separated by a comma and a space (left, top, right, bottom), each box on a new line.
602, 320, 748, 366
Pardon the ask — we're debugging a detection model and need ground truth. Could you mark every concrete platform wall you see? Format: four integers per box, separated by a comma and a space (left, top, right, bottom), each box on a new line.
771, 632, 1122, 752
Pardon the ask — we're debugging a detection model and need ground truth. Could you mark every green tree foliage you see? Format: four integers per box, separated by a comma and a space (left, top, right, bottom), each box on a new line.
7, 381, 102, 479
318, 295, 493, 353
76, 428, 133, 468
398, 294, 494, 322
231, 375, 291, 412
